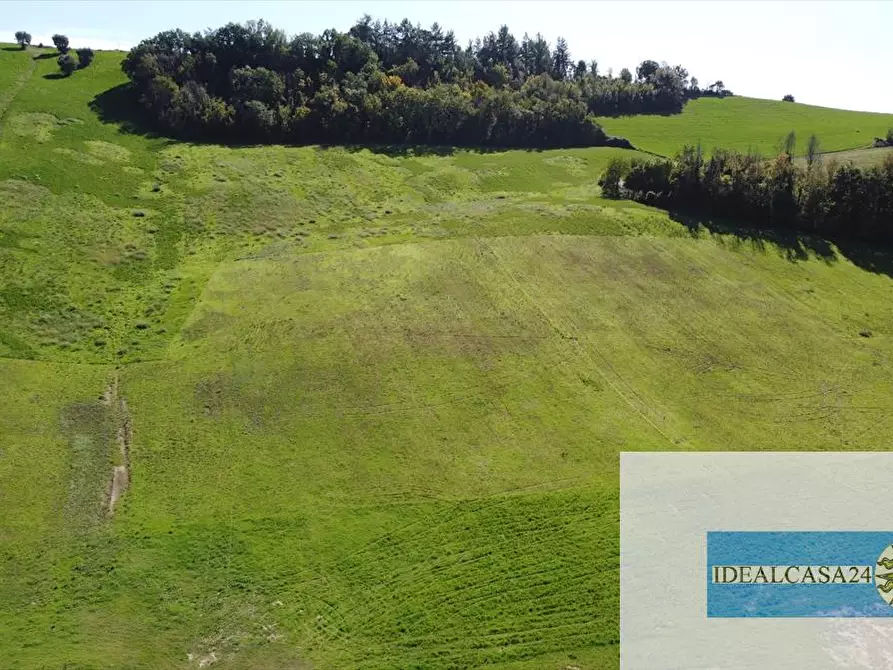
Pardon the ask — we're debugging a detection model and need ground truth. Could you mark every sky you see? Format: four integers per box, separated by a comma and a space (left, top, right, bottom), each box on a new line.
3, 1, 892, 114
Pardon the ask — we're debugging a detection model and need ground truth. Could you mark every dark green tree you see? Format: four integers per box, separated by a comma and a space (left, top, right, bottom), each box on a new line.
636, 59, 659, 81
14, 31, 31, 49
57, 53, 76, 76
76, 47, 94, 69
551, 37, 570, 80
52, 34, 70, 53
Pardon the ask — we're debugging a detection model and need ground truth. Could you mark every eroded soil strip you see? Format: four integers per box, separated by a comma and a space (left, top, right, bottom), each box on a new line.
103, 371, 132, 515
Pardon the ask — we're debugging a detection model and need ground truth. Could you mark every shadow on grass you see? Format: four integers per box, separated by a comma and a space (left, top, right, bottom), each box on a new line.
668, 209, 893, 278
33, 52, 58, 60
2, 46, 25, 52
43, 73, 70, 80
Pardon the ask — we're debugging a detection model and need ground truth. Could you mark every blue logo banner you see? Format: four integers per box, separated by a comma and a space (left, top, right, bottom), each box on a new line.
707, 531, 893, 617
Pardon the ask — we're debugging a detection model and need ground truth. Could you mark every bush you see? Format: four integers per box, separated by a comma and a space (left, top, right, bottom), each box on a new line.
887, 128, 893, 146
52, 34, 70, 53
782, 94, 795, 102
598, 158, 628, 198
625, 159, 672, 196
57, 53, 77, 77
76, 48, 94, 69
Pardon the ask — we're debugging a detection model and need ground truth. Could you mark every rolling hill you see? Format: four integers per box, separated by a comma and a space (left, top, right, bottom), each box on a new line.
2, 44, 893, 669
596, 95, 893, 157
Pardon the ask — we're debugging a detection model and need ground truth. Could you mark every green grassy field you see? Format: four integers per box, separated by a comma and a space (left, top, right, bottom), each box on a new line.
796, 145, 893, 169
3, 45, 893, 669
597, 95, 893, 157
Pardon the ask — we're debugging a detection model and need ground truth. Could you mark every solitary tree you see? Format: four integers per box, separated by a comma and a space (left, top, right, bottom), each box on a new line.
619, 67, 632, 83
783, 94, 795, 102
57, 53, 76, 76
14, 31, 31, 49
52, 34, 70, 53
806, 134, 821, 169
76, 47, 94, 69
782, 130, 796, 157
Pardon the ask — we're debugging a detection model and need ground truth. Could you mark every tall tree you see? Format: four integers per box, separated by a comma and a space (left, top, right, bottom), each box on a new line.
551, 36, 570, 80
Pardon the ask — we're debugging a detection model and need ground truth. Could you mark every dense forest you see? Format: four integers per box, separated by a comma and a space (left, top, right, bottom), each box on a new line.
599, 139, 893, 245
121, 17, 726, 147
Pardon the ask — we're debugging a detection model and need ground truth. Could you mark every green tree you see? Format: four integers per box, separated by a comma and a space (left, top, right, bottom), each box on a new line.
14, 31, 31, 49
57, 53, 76, 77
76, 47, 94, 69
52, 34, 70, 53
619, 68, 632, 84
806, 134, 821, 170
551, 37, 570, 80
636, 59, 659, 81
781, 130, 796, 157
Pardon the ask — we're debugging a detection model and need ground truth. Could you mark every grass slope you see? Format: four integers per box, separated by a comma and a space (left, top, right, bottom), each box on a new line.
3, 46, 893, 669
597, 96, 893, 157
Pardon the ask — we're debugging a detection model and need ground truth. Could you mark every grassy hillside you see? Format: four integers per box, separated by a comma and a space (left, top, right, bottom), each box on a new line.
597, 96, 893, 157
797, 145, 893, 169
3, 46, 893, 669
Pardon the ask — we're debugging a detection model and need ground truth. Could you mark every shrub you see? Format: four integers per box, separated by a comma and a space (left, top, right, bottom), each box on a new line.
76, 48, 94, 69
886, 128, 893, 146
598, 157, 628, 198
57, 53, 77, 77
625, 159, 672, 196
782, 94, 795, 102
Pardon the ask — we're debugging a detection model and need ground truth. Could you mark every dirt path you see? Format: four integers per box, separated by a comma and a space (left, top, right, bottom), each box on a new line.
103, 371, 132, 515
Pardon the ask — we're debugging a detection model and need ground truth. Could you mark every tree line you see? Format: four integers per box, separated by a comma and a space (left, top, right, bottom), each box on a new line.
598, 136, 893, 245
120, 18, 726, 147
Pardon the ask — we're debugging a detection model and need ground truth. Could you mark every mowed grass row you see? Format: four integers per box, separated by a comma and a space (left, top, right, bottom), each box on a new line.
597, 96, 893, 157
2, 44, 893, 668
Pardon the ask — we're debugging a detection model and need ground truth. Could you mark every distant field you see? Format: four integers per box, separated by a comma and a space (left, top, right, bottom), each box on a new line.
3, 45, 893, 669
801, 146, 893, 169
597, 96, 893, 157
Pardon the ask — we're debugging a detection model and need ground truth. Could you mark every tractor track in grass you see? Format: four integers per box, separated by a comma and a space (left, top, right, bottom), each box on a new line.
0, 49, 37, 133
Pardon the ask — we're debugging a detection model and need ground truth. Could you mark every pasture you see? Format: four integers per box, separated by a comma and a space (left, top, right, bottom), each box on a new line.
2, 44, 893, 668
596, 95, 893, 157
